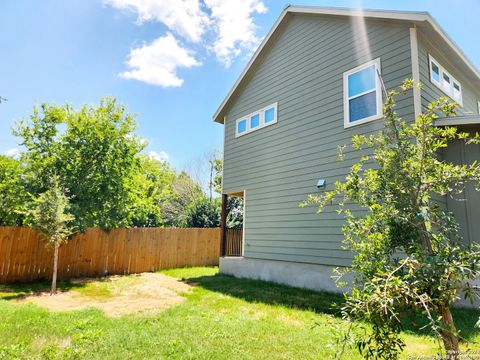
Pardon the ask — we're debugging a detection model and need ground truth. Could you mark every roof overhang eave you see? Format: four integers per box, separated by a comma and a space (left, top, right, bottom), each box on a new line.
434, 116, 480, 127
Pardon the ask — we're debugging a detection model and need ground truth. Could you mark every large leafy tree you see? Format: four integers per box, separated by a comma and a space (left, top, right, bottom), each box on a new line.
31, 175, 74, 295
305, 80, 480, 358
15, 98, 146, 230
161, 171, 204, 227
0, 155, 29, 225
183, 196, 221, 228
126, 156, 177, 227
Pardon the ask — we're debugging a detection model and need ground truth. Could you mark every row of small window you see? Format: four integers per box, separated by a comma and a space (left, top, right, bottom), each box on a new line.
235, 103, 277, 137
429, 55, 463, 106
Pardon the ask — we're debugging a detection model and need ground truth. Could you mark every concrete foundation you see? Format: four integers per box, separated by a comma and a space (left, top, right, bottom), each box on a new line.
219, 256, 345, 293
219, 256, 480, 309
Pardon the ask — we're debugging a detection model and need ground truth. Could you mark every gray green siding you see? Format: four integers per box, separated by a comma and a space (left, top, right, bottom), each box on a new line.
222, 14, 415, 266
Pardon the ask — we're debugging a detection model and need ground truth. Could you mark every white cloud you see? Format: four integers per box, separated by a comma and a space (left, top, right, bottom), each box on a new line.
205, 0, 267, 67
147, 150, 169, 162
107, 0, 267, 85
105, 0, 209, 43
3, 148, 21, 159
120, 33, 201, 87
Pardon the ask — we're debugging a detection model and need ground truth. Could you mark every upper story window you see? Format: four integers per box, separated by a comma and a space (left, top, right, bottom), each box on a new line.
343, 58, 383, 128
429, 55, 463, 106
235, 103, 278, 137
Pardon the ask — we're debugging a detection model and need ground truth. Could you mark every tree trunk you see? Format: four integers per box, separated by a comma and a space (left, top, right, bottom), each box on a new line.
439, 304, 459, 356
50, 242, 59, 295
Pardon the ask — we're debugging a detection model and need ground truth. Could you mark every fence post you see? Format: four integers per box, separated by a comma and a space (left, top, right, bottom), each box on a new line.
220, 194, 228, 257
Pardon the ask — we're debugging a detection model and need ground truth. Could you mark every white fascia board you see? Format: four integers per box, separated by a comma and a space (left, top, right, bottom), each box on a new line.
287, 6, 429, 22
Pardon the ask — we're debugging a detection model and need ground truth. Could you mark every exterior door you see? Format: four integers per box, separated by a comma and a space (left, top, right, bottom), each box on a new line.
445, 138, 480, 245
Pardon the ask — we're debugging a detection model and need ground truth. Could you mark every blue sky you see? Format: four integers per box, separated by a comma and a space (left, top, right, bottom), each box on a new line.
1, 0, 479, 174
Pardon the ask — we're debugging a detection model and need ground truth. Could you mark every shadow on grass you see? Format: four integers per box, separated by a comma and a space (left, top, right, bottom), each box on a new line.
451, 307, 480, 341
185, 273, 345, 316
401, 307, 480, 341
185, 272, 480, 341
0, 280, 86, 301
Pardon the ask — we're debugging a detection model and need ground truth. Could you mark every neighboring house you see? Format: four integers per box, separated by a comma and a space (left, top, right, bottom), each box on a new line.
214, 6, 480, 292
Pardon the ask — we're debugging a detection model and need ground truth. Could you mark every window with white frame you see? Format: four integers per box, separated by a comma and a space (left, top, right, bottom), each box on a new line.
429, 55, 463, 106
235, 103, 278, 137
343, 58, 383, 128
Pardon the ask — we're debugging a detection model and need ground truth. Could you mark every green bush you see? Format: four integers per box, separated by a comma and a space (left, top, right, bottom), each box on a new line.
183, 197, 220, 228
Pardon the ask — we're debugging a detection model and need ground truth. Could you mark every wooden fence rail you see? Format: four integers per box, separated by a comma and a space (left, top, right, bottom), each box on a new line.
0, 227, 220, 283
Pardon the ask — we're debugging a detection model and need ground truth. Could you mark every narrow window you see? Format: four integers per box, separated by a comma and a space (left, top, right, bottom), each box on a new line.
453, 82, 462, 103
344, 58, 382, 127
250, 113, 260, 129
430, 60, 441, 84
442, 73, 451, 93
264, 107, 276, 124
237, 119, 247, 135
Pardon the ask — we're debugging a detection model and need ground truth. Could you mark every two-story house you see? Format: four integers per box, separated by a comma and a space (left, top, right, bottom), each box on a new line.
214, 6, 480, 292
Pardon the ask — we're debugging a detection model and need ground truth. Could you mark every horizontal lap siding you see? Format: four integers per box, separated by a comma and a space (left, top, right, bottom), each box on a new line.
223, 14, 414, 266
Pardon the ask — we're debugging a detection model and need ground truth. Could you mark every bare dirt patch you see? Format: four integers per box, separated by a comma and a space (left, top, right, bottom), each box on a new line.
15, 272, 192, 317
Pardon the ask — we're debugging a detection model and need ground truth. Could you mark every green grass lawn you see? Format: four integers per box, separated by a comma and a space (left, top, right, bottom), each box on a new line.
0, 267, 479, 359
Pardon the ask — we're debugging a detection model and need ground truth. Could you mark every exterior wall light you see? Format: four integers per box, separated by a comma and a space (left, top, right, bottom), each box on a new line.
316, 179, 326, 189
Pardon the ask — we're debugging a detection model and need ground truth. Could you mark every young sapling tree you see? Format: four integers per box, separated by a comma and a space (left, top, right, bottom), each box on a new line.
304, 80, 480, 358
31, 175, 74, 295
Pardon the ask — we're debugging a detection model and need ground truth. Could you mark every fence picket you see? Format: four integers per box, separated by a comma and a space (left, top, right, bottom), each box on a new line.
225, 228, 243, 257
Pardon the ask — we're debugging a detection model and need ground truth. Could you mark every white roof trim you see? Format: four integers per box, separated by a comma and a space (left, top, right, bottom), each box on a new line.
287, 6, 429, 21
213, 5, 480, 123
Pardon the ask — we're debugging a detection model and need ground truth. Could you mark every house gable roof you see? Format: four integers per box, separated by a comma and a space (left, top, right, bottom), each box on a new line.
213, 5, 480, 123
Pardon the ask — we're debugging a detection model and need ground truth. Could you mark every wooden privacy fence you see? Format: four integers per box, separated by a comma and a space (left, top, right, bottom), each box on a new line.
225, 228, 243, 256
0, 227, 220, 283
